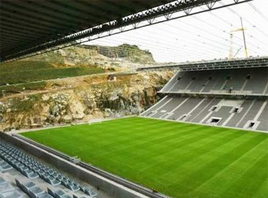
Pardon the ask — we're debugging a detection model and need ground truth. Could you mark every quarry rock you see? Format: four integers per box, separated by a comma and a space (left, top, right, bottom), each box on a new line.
62, 115, 72, 123
0, 70, 174, 131
0, 102, 6, 113
42, 95, 50, 101
69, 100, 86, 120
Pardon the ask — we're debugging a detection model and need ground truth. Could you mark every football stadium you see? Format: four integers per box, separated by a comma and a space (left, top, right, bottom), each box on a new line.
0, 1, 267, 198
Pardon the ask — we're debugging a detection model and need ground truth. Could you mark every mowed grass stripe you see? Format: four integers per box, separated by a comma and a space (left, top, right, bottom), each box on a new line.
254, 178, 268, 198
99, 126, 223, 177
163, 132, 264, 180
76, 122, 206, 172
122, 128, 243, 189
222, 152, 268, 198
126, 127, 230, 170
146, 131, 253, 194
91, 125, 202, 161
189, 138, 268, 197
165, 134, 267, 197
146, 130, 246, 180
22, 117, 268, 198
31, 118, 199, 161
89, 124, 218, 175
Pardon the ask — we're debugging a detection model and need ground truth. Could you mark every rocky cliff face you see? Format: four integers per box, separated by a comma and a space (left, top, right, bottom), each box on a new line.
23, 44, 155, 69
0, 71, 174, 132
83, 44, 155, 64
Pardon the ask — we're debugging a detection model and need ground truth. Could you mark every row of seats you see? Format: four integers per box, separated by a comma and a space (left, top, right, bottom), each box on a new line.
16, 179, 52, 198
1, 175, 91, 198
0, 141, 97, 198
49, 188, 90, 198
142, 96, 268, 131
161, 67, 268, 95
0, 177, 25, 198
0, 146, 39, 179
0, 158, 13, 172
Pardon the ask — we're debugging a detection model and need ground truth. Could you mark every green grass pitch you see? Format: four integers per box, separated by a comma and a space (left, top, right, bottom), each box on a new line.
22, 117, 268, 198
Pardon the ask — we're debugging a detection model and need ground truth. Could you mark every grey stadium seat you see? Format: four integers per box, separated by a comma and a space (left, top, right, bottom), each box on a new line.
0, 190, 24, 198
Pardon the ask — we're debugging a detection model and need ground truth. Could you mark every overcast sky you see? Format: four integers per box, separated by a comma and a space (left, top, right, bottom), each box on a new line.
86, 0, 268, 63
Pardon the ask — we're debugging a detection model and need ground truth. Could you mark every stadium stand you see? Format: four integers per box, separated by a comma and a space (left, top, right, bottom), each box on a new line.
142, 64, 268, 132
0, 140, 98, 198
161, 67, 268, 95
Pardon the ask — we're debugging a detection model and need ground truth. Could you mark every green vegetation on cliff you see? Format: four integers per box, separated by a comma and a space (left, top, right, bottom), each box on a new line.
0, 43, 156, 98
0, 43, 155, 86
0, 61, 104, 85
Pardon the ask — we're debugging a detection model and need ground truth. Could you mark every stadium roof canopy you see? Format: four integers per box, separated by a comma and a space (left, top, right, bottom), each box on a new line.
137, 57, 268, 71
0, 0, 251, 62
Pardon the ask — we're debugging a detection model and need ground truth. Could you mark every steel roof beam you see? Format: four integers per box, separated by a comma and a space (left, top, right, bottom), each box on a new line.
0, 0, 252, 62
2, 2, 80, 28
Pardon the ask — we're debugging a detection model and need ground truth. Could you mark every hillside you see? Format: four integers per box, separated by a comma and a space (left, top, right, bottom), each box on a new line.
82, 44, 155, 64
21, 44, 155, 68
0, 44, 167, 131
0, 61, 104, 86
0, 70, 175, 131
0, 44, 156, 95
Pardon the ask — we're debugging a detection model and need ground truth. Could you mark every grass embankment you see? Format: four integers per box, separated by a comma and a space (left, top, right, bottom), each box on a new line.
22, 117, 268, 198
0, 61, 105, 97
0, 61, 105, 85
0, 82, 47, 97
